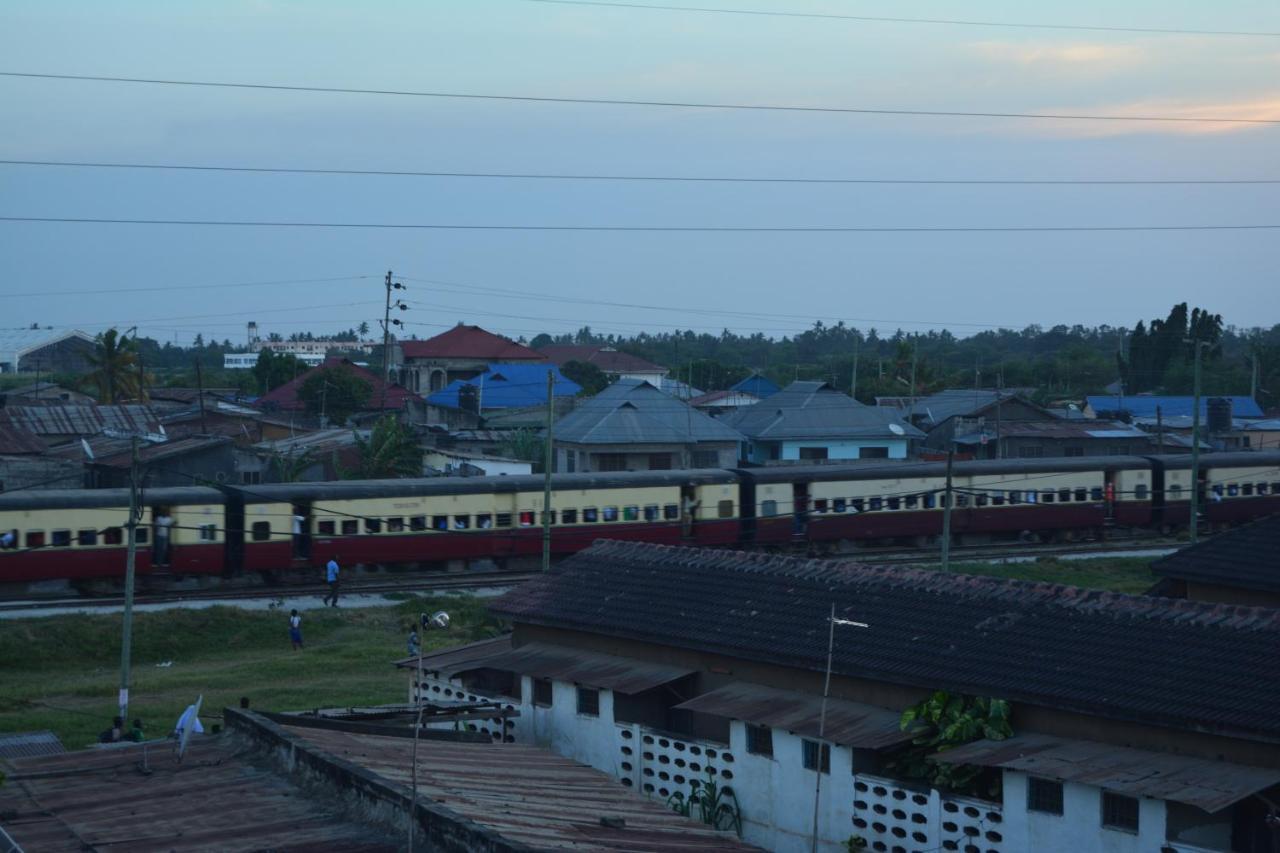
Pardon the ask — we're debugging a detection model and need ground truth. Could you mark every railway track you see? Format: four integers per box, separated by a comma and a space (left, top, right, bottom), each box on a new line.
842, 538, 1181, 566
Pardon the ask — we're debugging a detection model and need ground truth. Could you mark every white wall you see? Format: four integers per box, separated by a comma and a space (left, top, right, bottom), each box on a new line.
1002, 771, 1169, 853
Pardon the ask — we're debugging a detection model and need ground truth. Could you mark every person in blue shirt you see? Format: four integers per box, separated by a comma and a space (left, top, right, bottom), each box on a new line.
322, 556, 340, 607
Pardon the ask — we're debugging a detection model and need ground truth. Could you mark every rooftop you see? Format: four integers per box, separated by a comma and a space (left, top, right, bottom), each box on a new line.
553, 379, 744, 445
492, 540, 1280, 743
1152, 514, 1280, 594
426, 362, 581, 409
538, 344, 668, 375
400, 325, 545, 361
729, 374, 780, 399
1086, 394, 1264, 419
0, 404, 159, 440
723, 381, 923, 442
256, 357, 415, 413
952, 419, 1150, 443
0, 328, 94, 362
906, 389, 1042, 425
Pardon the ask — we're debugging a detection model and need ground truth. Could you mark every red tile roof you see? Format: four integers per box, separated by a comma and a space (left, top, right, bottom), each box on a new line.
538, 344, 666, 374
400, 325, 545, 361
257, 358, 415, 412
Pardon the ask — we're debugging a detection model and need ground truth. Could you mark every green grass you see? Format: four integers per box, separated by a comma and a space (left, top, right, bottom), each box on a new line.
933, 557, 1157, 594
0, 594, 499, 750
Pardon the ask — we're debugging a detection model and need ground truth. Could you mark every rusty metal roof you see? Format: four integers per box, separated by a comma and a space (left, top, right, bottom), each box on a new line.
282, 724, 757, 851
0, 736, 398, 851
933, 733, 1280, 813
674, 683, 915, 750
1, 404, 159, 439
479, 641, 696, 694
393, 633, 514, 672
0, 730, 64, 759
0, 424, 48, 455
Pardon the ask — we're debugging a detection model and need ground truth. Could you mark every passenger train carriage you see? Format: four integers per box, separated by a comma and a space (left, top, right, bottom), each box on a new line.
1, 452, 1277, 587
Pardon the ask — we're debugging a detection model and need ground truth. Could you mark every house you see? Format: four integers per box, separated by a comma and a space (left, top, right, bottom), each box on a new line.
0, 381, 95, 405
235, 428, 367, 484
689, 388, 761, 417
423, 447, 533, 477
426, 362, 580, 412
1150, 513, 1280, 607
1084, 395, 1264, 421
731, 374, 780, 399
551, 378, 743, 472
0, 404, 160, 446
0, 423, 81, 492
0, 329, 96, 374
394, 325, 545, 395
256, 358, 416, 422
906, 389, 1057, 453
411, 540, 1280, 853
724, 381, 922, 463
953, 419, 1156, 459
51, 434, 236, 488
538, 344, 669, 383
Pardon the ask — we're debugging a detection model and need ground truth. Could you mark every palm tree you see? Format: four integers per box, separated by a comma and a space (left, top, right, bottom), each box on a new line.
358, 321, 370, 338
85, 328, 140, 403
272, 448, 316, 483
350, 415, 422, 479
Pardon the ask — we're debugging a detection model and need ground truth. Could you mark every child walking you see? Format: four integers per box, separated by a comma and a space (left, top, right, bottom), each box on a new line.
288, 608, 304, 650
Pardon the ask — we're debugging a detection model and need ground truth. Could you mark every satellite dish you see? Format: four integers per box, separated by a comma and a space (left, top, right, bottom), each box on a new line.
424, 611, 450, 629
175, 694, 204, 763
889, 423, 906, 436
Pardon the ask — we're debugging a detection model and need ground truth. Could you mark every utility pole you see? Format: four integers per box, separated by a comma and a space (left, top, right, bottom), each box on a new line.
809, 603, 869, 853
542, 369, 554, 573
1188, 340, 1206, 544
909, 335, 917, 401
850, 337, 860, 400
1251, 351, 1259, 401
1156, 405, 1164, 454
119, 436, 141, 724
380, 271, 407, 409
195, 357, 208, 434
994, 374, 1003, 460
940, 449, 954, 571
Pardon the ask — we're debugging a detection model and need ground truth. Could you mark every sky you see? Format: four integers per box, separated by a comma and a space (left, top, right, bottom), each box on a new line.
1, 0, 1278, 347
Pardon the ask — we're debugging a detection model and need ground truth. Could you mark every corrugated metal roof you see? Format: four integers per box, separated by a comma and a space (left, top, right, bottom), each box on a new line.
282, 724, 757, 851
724, 381, 924, 442
1086, 395, 1264, 419
1, 405, 159, 438
730, 374, 780, 399
539, 345, 668, 375
393, 633, 514, 672
480, 641, 696, 694
0, 329, 94, 363
427, 362, 580, 409
553, 379, 744, 445
0, 424, 48, 455
934, 733, 1280, 813
0, 730, 64, 759
674, 683, 915, 749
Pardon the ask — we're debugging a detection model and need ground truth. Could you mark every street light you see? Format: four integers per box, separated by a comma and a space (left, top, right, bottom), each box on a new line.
810, 604, 870, 853
409, 610, 449, 852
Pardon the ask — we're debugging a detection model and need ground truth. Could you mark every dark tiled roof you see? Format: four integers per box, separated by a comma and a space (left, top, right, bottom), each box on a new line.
1152, 514, 1280, 594
724, 381, 923, 441
401, 325, 545, 361
538, 345, 667, 374
257, 358, 414, 412
492, 541, 1280, 741
553, 379, 743, 445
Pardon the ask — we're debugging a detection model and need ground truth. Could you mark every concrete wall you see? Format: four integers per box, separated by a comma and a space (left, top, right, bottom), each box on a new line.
557, 442, 737, 472
0, 454, 83, 491
1002, 771, 1169, 853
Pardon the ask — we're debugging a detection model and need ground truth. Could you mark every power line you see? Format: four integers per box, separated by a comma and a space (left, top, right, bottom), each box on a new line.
515, 0, 1280, 38
3, 216, 1278, 232
0, 274, 372, 300
4, 159, 1276, 185
2, 71, 1277, 125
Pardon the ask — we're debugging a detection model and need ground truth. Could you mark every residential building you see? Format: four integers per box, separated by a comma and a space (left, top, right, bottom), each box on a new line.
0, 381, 95, 405
906, 389, 1056, 453
552, 378, 743, 472
724, 381, 922, 463
731, 374, 780, 399
426, 362, 580, 412
423, 448, 533, 477
0, 329, 96, 374
54, 434, 236, 489
224, 351, 327, 369
689, 389, 761, 417
1084, 395, 1264, 421
538, 344, 669, 383
1150, 514, 1280, 607
256, 357, 416, 422
411, 540, 1280, 853
953, 419, 1156, 459
235, 428, 366, 484
394, 325, 546, 394
0, 423, 81, 492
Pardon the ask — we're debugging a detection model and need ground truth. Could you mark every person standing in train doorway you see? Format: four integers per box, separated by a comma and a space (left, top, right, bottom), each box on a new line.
153, 509, 173, 567
322, 556, 340, 607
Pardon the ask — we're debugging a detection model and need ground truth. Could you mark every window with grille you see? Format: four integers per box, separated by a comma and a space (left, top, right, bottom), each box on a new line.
387, 517, 405, 533
533, 678, 553, 707
691, 450, 719, 468
603, 506, 619, 522
761, 500, 778, 517
1027, 777, 1064, 815
365, 518, 382, 534
560, 509, 577, 524
251, 522, 271, 541
746, 724, 773, 757
648, 453, 673, 470
833, 498, 847, 512
51, 530, 71, 547
858, 446, 889, 459
341, 520, 358, 535
597, 454, 627, 472
718, 500, 734, 518
78, 529, 98, 546
199, 524, 217, 541
25, 530, 45, 548
1064, 446, 1084, 457
318, 519, 336, 535
135, 527, 148, 544
1074, 487, 1088, 502
1018, 446, 1044, 458
623, 506, 639, 521
664, 504, 680, 520
802, 739, 830, 773
644, 504, 659, 521
105, 527, 123, 545
577, 686, 600, 716
409, 516, 426, 531
1101, 791, 1139, 832
583, 507, 599, 522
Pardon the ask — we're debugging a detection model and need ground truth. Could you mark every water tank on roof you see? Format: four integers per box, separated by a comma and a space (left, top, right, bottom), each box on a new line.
1206, 397, 1232, 434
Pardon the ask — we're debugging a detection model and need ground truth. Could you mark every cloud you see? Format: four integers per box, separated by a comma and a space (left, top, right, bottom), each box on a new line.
972, 40, 1146, 73
1035, 95, 1280, 137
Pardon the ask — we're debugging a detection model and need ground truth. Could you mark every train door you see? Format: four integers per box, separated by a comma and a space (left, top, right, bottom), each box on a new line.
223, 492, 245, 576
792, 482, 810, 537
1147, 460, 1166, 528
1103, 472, 1117, 522
736, 472, 757, 544
291, 501, 312, 562
151, 505, 173, 568
680, 485, 698, 538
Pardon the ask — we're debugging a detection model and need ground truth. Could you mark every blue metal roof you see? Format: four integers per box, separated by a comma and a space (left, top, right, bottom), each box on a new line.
730, 374, 780, 398
1086, 395, 1263, 419
427, 363, 580, 409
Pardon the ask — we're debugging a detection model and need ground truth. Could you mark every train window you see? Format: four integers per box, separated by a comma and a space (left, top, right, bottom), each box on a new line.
868, 497, 883, 512
905, 494, 919, 509
317, 520, 336, 535
381, 517, 401, 533
78, 529, 98, 546
1242, 483, 1254, 496
251, 522, 271, 541
974, 494, 987, 507
539, 511, 556, 526
105, 527, 123, 545
1257, 482, 1269, 495
624, 506, 640, 521
1007, 491, 1021, 505
454, 515, 471, 529
1041, 491, 1055, 503
519, 511, 535, 527
1074, 488, 1088, 502
26, 531, 45, 548
718, 500, 734, 518
887, 497, 901, 510
365, 518, 382, 534
51, 530, 71, 547
992, 493, 1005, 506
476, 514, 493, 529
1168, 485, 1183, 499
1057, 488, 1071, 503
1091, 487, 1104, 501
495, 513, 513, 527
833, 498, 847, 513
1227, 484, 1239, 497
954, 493, 969, 508
199, 524, 217, 541
1211, 484, 1224, 498
923, 493, 936, 509
761, 500, 778, 517
583, 507, 599, 523
1272, 481, 1280, 493
813, 499, 828, 513
1135, 484, 1149, 500
644, 505, 660, 521
561, 509, 578, 524
409, 516, 426, 532
135, 527, 148, 544
1024, 491, 1037, 504
664, 503, 680, 520
851, 498, 865, 513
603, 506, 619, 522
342, 520, 359, 535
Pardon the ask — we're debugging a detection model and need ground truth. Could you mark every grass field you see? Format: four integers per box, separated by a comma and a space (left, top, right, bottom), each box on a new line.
924, 556, 1158, 594
0, 594, 499, 749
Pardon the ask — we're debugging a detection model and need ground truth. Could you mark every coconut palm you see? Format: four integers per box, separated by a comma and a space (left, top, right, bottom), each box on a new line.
350, 415, 422, 479
84, 328, 141, 403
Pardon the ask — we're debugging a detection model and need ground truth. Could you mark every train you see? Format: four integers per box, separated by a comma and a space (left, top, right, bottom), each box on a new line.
1, 451, 1278, 588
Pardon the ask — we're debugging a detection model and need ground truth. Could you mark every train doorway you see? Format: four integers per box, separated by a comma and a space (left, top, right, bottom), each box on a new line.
792, 482, 810, 537
292, 502, 312, 561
